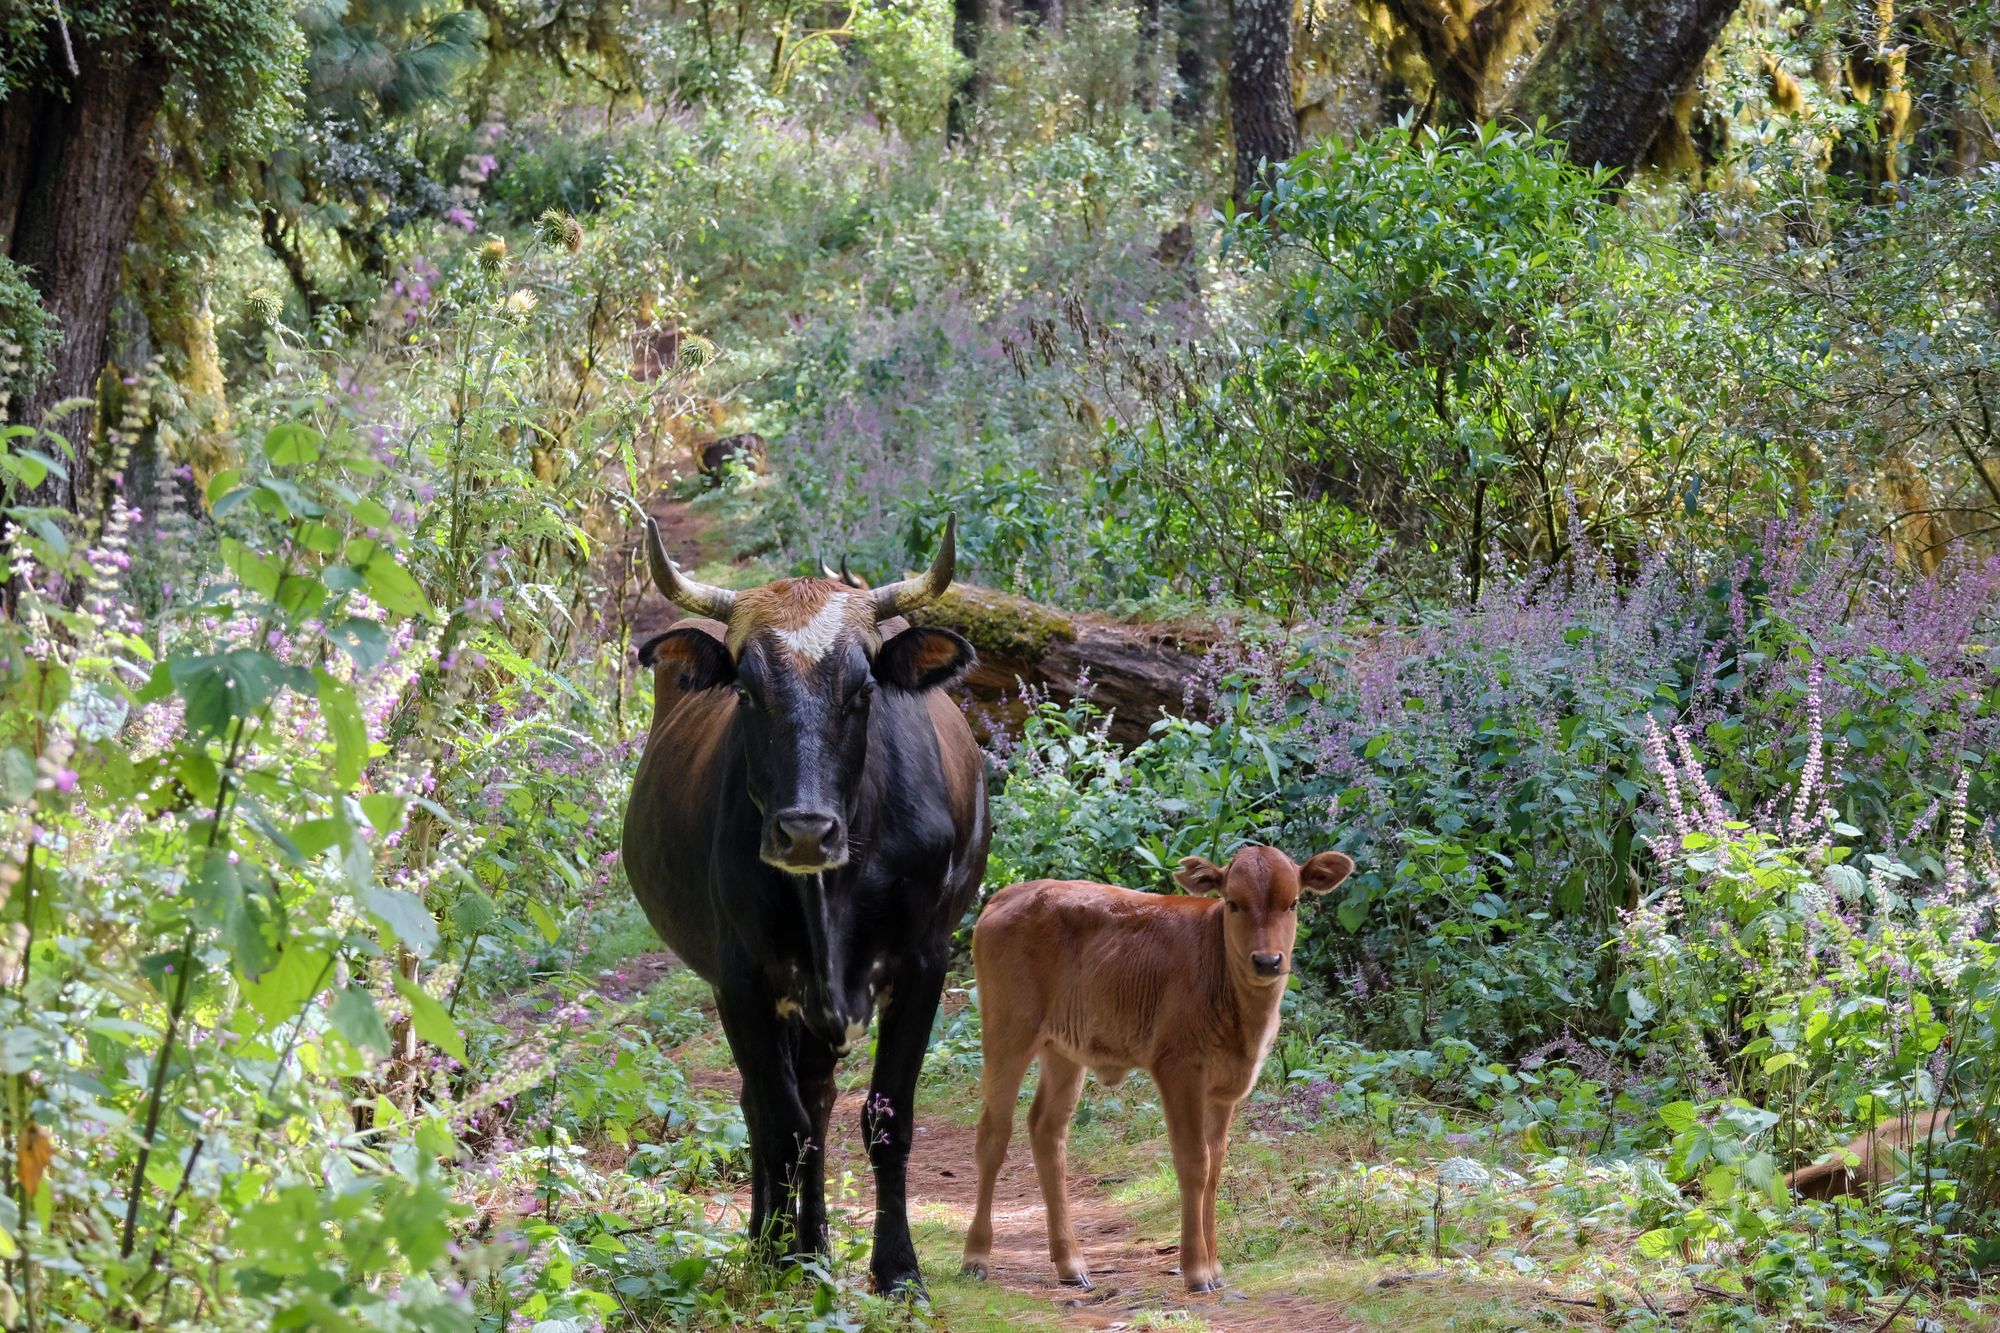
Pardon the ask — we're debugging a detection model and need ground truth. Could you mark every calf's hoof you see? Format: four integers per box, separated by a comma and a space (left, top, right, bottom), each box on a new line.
1185, 1276, 1223, 1295
960, 1259, 989, 1281
1058, 1272, 1095, 1291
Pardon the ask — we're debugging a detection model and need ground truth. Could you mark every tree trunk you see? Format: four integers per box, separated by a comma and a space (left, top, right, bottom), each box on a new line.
1136, 0, 1165, 109
0, 27, 172, 509
947, 0, 984, 141
1377, 0, 1540, 121
1508, 0, 1746, 174
1229, 0, 1300, 203
903, 583, 1220, 746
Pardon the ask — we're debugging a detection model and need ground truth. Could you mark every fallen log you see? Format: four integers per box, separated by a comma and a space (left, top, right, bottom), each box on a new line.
904, 583, 1220, 746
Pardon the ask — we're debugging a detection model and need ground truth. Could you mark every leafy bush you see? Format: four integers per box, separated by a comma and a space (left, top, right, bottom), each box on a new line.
0, 256, 58, 401
1625, 718, 2000, 1307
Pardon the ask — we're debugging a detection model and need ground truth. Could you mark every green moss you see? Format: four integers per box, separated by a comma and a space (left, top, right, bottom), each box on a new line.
908, 586, 1076, 660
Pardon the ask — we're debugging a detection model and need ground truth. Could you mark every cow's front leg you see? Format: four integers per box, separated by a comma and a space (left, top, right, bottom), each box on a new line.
716, 979, 812, 1259
794, 1031, 841, 1258
862, 955, 947, 1294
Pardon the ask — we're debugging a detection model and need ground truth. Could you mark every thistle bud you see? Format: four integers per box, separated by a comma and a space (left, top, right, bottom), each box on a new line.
538, 209, 584, 254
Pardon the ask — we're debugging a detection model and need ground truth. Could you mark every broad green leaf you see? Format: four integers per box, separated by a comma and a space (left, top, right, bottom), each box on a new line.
364, 886, 439, 957
363, 552, 432, 618
169, 650, 311, 738
329, 985, 392, 1056
244, 946, 331, 1026
314, 669, 368, 788
524, 897, 561, 944
325, 617, 390, 670
360, 793, 408, 837
264, 422, 323, 466
393, 974, 466, 1065
220, 537, 281, 598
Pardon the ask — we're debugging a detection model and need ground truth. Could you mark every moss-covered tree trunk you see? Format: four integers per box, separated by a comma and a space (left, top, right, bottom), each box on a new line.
1229, 0, 1299, 202
0, 27, 171, 509
1508, 0, 1745, 174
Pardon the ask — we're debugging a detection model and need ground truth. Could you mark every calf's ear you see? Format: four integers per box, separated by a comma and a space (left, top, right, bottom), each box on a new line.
874, 627, 976, 691
1299, 851, 1356, 895
1174, 856, 1226, 896
639, 626, 735, 691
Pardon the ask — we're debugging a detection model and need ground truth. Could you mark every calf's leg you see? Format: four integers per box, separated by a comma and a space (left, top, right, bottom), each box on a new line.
962, 1030, 1036, 1279
1028, 1051, 1091, 1287
1159, 1075, 1218, 1292
1200, 1096, 1233, 1288
863, 956, 947, 1294
964, 1040, 1040, 1280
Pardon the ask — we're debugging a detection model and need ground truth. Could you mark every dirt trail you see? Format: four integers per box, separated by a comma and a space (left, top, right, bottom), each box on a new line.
619, 951, 1356, 1333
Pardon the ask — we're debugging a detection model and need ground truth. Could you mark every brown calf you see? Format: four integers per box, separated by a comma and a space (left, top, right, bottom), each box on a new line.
961, 845, 1354, 1293
1785, 1109, 1959, 1200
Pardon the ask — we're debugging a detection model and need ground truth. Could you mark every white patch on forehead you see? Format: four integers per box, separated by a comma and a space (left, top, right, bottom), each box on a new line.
772, 591, 853, 662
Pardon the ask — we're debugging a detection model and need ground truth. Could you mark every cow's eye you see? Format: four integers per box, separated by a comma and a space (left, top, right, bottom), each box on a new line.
1226, 901, 1241, 913
735, 686, 756, 710
845, 683, 874, 714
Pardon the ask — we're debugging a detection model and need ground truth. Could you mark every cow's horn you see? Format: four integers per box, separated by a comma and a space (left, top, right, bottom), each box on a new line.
645, 517, 736, 620
871, 514, 956, 619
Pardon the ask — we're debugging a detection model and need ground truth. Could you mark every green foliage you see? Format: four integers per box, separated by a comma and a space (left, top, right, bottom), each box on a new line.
1622, 775, 2000, 1312
0, 257, 58, 402
0, 0, 304, 144
849, 0, 967, 138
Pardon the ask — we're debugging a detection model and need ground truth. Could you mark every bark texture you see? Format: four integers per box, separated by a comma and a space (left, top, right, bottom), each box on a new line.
1378, 0, 1544, 120
0, 27, 172, 508
903, 583, 1219, 746
1228, 0, 1300, 202
1508, 0, 1747, 173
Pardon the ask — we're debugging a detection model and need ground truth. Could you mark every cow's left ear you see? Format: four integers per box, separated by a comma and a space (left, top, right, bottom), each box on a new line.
874, 627, 975, 691
639, 626, 736, 691
1299, 851, 1356, 895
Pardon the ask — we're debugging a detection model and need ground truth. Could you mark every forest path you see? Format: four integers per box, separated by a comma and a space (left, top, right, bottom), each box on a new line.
616, 949, 1360, 1333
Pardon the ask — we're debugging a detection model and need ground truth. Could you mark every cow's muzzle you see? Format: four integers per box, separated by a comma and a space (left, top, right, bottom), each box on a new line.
763, 809, 848, 871
1251, 951, 1286, 978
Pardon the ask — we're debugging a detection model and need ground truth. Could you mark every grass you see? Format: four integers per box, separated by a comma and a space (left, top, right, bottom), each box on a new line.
542, 906, 1992, 1331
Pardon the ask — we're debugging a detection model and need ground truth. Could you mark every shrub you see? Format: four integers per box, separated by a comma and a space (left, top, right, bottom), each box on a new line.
0, 255, 58, 401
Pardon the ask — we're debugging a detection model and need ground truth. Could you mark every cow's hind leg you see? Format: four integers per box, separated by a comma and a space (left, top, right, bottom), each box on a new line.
961, 1025, 1034, 1281
863, 955, 948, 1295
1028, 1051, 1091, 1288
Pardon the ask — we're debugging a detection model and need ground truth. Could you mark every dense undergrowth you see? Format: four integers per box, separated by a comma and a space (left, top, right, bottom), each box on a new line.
8, 4, 2000, 1330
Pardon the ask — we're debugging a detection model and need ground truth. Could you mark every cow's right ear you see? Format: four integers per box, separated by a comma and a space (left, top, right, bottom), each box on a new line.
637, 626, 735, 691
1174, 856, 1225, 896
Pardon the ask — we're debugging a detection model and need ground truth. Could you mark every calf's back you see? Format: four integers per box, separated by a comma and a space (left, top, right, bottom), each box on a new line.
973, 878, 1244, 1087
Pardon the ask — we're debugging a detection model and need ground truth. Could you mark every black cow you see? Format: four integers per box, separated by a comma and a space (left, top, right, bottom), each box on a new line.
621, 516, 990, 1293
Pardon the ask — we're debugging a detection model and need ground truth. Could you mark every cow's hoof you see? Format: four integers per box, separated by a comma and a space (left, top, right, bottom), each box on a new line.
960, 1260, 989, 1281
1059, 1273, 1095, 1291
875, 1270, 928, 1303
1186, 1278, 1222, 1295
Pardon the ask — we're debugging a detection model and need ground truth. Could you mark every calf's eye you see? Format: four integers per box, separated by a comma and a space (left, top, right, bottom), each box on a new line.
1226, 901, 1240, 913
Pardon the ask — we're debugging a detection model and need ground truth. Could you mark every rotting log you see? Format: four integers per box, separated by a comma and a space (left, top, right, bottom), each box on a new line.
904, 583, 1220, 746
